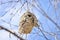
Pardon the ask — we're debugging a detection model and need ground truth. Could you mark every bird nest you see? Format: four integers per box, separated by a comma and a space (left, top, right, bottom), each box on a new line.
18, 11, 38, 34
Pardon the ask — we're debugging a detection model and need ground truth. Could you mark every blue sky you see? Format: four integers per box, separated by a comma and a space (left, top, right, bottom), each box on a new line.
0, 0, 60, 40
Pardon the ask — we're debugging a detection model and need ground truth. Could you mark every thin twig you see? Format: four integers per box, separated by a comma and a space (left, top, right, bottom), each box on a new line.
0, 0, 19, 5
38, 26, 49, 40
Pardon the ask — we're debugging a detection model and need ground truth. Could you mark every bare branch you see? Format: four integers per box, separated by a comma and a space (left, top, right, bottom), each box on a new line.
28, 1, 60, 30
0, 26, 24, 40
9, 0, 27, 21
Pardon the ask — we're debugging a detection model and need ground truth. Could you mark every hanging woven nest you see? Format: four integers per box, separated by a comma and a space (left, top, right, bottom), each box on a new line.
18, 11, 38, 34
